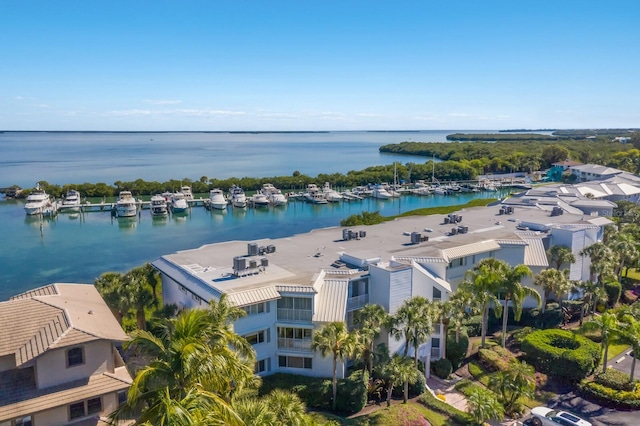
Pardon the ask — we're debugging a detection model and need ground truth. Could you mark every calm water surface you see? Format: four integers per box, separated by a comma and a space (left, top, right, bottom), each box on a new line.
0, 130, 503, 300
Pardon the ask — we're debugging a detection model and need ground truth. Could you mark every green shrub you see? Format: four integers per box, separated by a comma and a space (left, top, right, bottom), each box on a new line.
511, 326, 535, 345
454, 378, 485, 397
593, 368, 638, 392
478, 346, 514, 372
391, 370, 426, 398
520, 303, 563, 329
463, 315, 482, 337
605, 280, 622, 307
417, 392, 473, 425
335, 370, 368, 414
521, 329, 601, 382
446, 330, 470, 370
580, 380, 640, 409
432, 358, 453, 379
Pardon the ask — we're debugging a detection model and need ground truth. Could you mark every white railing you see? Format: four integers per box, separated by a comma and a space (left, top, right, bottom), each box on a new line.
278, 338, 313, 351
277, 308, 313, 322
347, 294, 369, 311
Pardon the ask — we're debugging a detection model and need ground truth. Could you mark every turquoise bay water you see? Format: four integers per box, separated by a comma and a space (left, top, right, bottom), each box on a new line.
0, 130, 502, 300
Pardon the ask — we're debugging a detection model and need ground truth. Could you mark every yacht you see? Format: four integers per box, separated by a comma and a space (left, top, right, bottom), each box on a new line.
352, 186, 372, 197
229, 185, 247, 208
115, 191, 137, 217
180, 186, 194, 200
371, 184, 392, 200
208, 189, 228, 210
411, 180, 431, 196
24, 183, 53, 215
62, 189, 82, 211
251, 192, 270, 207
171, 192, 189, 213
150, 194, 169, 216
322, 182, 343, 202
261, 183, 288, 206
303, 184, 328, 204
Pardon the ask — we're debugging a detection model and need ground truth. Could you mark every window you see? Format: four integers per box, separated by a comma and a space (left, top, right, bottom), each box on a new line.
278, 297, 311, 311
87, 397, 102, 414
279, 355, 312, 369
69, 402, 86, 420
432, 287, 442, 301
431, 337, 440, 349
117, 390, 128, 407
245, 329, 268, 345
15, 417, 32, 426
243, 302, 266, 316
255, 358, 271, 373
69, 397, 102, 420
67, 347, 84, 367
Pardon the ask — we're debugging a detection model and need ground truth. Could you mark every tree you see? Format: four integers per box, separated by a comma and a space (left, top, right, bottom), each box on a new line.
541, 145, 570, 167
546, 245, 576, 271
535, 268, 571, 313
581, 312, 621, 373
125, 270, 155, 331
380, 355, 420, 405
466, 387, 504, 426
265, 389, 310, 426
612, 232, 639, 279
495, 262, 538, 348
581, 242, 617, 286
312, 321, 356, 411
354, 304, 389, 376
619, 318, 640, 383
489, 359, 536, 416
207, 294, 255, 361
389, 296, 435, 367
459, 259, 504, 348
94, 271, 131, 325
448, 289, 475, 344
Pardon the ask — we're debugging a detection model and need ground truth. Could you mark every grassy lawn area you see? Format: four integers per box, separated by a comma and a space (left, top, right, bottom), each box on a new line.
624, 268, 640, 281
310, 401, 453, 426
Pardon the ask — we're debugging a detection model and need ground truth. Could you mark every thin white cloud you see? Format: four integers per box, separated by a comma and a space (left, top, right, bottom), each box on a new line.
306, 111, 345, 121
256, 112, 298, 119
34, 104, 50, 108
143, 99, 183, 105
105, 108, 245, 118
356, 113, 384, 118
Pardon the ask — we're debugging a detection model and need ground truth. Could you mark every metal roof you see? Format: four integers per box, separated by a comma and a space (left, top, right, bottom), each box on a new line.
496, 239, 528, 246
227, 286, 281, 307
440, 240, 501, 262
313, 280, 348, 323
522, 238, 549, 267
275, 284, 317, 294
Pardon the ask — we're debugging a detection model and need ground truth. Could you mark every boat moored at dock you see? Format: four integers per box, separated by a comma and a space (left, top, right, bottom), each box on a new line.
322, 182, 343, 202
208, 189, 228, 210
171, 192, 189, 213
229, 185, 247, 208
150, 194, 169, 216
61, 189, 82, 212
261, 183, 288, 206
115, 191, 137, 217
303, 184, 328, 204
24, 183, 53, 215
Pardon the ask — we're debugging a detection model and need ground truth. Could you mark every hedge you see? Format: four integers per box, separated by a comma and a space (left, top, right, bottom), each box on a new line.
593, 369, 638, 392
579, 380, 640, 410
431, 358, 453, 380
605, 280, 622, 307
463, 315, 482, 337
478, 345, 514, 372
521, 329, 601, 382
446, 329, 470, 370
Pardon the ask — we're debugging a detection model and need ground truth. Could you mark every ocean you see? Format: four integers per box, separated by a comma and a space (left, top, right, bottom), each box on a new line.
0, 130, 504, 300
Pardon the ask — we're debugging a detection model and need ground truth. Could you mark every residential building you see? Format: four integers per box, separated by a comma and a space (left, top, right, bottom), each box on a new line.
0, 284, 132, 426
570, 164, 624, 182
152, 203, 611, 380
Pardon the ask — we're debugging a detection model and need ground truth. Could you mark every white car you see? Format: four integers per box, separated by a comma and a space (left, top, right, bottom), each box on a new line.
529, 406, 591, 426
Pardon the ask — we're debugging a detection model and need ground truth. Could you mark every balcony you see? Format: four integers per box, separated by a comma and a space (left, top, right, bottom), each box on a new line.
277, 308, 312, 322
347, 294, 369, 311
278, 338, 313, 351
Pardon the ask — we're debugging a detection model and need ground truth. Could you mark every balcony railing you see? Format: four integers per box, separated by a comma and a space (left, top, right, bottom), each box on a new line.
277, 308, 313, 322
347, 294, 369, 311
278, 338, 312, 351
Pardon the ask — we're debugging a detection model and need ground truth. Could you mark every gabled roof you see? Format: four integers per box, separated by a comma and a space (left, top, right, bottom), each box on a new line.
440, 240, 501, 262
0, 284, 128, 366
570, 164, 623, 175
227, 286, 281, 307
313, 280, 348, 323
521, 238, 549, 267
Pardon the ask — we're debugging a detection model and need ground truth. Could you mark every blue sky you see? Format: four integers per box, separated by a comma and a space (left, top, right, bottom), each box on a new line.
1, 1, 639, 131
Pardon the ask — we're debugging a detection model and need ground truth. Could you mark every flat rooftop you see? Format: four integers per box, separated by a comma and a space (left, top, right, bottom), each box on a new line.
157, 203, 598, 296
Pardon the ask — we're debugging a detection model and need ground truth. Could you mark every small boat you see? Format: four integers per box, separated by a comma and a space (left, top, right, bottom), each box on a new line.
115, 191, 137, 217
171, 192, 189, 213
229, 185, 247, 208
261, 183, 288, 206
251, 192, 270, 207
352, 186, 372, 197
208, 189, 228, 210
322, 182, 343, 202
371, 185, 392, 200
150, 194, 169, 216
24, 183, 53, 215
411, 181, 431, 196
180, 186, 194, 200
303, 184, 328, 204
62, 189, 82, 212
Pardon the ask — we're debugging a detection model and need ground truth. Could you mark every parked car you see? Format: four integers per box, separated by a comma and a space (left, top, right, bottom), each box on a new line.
529, 407, 591, 426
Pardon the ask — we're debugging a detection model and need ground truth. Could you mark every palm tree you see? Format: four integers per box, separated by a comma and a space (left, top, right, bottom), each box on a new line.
581, 311, 620, 373
312, 321, 356, 411
354, 303, 389, 376
535, 268, 571, 313
546, 245, 576, 271
497, 262, 538, 347
125, 271, 155, 330
459, 259, 504, 348
389, 296, 435, 367
234, 397, 276, 426
265, 389, 310, 426
380, 355, 420, 405
489, 359, 536, 416
207, 294, 254, 361
94, 271, 131, 325
576, 280, 608, 320
131, 262, 161, 306
581, 242, 617, 286
612, 232, 639, 279
466, 387, 504, 426
448, 289, 475, 343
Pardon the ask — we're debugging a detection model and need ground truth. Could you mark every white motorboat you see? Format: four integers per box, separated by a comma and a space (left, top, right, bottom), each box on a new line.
261, 183, 288, 206
180, 186, 194, 200
62, 189, 82, 212
208, 188, 228, 210
229, 185, 247, 208
303, 184, 328, 204
322, 182, 343, 202
24, 183, 53, 215
352, 186, 372, 197
371, 185, 392, 200
411, 180, 431, 196
251, 192, 270, 207
171, 192, 189, 213
150, 194, 169, 216
115, 191, 137, 217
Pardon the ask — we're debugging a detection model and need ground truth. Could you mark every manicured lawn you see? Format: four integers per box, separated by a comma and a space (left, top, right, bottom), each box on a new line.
311, 401, 451, 426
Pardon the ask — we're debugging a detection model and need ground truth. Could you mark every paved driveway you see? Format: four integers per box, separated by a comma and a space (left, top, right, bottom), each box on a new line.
609, 349, 639, 381
548, 392, 636, 426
